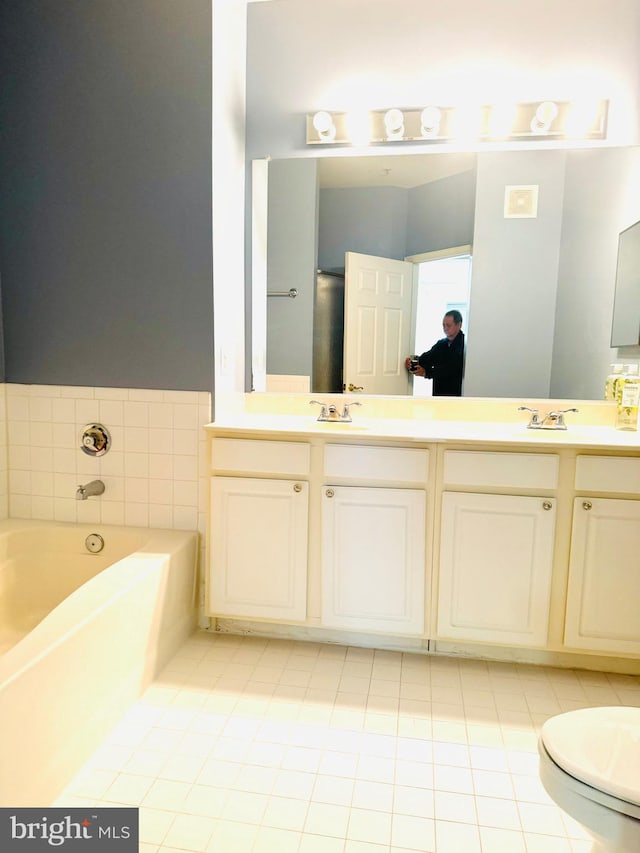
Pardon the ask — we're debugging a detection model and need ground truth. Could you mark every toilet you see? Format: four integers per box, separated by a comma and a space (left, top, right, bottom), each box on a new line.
538, 707, 640, 852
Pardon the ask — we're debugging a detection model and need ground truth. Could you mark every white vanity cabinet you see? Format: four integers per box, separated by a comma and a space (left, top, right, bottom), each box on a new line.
208, 439, 310, 621
437, 451, 558, 647
321, 444, 429, 635
564, 456, 640, 655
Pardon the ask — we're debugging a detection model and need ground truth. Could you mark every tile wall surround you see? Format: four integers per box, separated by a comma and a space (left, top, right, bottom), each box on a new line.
4, 382, 210, 548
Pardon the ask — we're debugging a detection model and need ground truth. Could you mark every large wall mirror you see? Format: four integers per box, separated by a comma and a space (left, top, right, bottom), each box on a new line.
251, 144, 640, 401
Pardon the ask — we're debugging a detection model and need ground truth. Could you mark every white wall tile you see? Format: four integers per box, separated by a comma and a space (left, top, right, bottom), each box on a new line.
95, 387, 128, 401
1, 381, 210, 604
54, 498, 78, 523
53, 423, 76, 449
125, 453, 149, 478
124, 427, 149, 453
31, 421, 53, 447
125, 478, 149, 504
61, 386, 94, 399
32, 496, 54, 519
149, 454, 173, 479
173, 454, 198, 481
11, 470, 31, 495
173, 404, 199, 429
101, 501, 125, 525
7, 396, 29, 420
148, 480, 173, 505
149, 505, 173, 528
173, 430, 198, 456
29, 397, 53, 422
173, 481, 198, 507
124, 401, 149, 428
76, 399, 100, 423
31, 471, 54, 497
125, 503, 149, 527
99, 400, 125, 426
128, 389, 164, 402
52, 397, 76, 422
149, 402, 173, 428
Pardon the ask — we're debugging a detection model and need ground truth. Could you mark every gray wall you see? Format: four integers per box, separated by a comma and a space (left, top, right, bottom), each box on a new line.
318, 187, 409, 270
464, 150, 567, 398
552, 147, 640, 398
266, 159, 317, 377
406, 171, 476, 257
318, 172, 476, 271
0, 0, 213, 391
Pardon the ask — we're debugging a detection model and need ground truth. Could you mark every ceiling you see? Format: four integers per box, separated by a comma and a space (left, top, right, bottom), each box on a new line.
317, 151, 477, 189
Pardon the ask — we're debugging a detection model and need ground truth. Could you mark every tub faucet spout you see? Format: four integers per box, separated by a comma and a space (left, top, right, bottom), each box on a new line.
76, 479, 105, 500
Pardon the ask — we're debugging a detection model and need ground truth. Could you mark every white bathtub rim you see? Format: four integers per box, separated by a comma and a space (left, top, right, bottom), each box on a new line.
0, 521, 198, 689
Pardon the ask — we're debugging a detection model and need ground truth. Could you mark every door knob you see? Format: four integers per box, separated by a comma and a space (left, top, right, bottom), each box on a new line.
347, 383, 364, 392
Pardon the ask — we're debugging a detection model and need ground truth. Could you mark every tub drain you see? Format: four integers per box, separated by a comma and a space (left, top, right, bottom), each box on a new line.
85, 533, 105, 553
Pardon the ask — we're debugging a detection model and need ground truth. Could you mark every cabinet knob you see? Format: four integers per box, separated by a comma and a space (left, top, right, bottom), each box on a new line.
582, 500, 593, 511
293, 483, 303, 493
325, 488, 335, 498
542, 501, 553, 511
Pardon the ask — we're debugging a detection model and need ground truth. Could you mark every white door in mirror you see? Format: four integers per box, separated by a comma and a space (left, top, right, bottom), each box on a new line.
344, 252, 414, 395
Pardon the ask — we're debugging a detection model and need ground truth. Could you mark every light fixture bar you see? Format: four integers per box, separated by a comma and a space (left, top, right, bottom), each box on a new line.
306, 100, 608, 145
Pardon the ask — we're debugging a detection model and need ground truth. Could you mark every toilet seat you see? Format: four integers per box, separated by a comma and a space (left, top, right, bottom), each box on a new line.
540, 707, 640, 815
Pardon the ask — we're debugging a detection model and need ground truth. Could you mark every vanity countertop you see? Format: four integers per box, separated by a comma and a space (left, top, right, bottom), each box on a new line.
205, 413, 640, 450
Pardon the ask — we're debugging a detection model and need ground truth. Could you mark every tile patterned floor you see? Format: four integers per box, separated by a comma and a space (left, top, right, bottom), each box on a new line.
54, 632, 640, 852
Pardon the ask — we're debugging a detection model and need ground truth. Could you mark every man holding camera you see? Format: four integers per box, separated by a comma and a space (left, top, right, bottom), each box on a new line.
405, 310, 465, 396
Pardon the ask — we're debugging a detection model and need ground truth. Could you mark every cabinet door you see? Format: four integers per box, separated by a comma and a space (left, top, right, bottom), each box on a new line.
208, 477, 308, 621
438, 492, 556, 646
321, 486, 426, 635
565, 497, 640, 654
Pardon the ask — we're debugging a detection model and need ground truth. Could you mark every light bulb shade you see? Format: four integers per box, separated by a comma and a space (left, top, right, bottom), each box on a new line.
312, 110, 337, 140
420, 106, 441, 136
530, 100, 559, 133
384, 108, 404, 132
312, 110, 334, 133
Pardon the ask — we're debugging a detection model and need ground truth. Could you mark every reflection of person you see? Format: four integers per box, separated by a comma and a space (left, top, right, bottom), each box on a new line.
405, 310, 465, 396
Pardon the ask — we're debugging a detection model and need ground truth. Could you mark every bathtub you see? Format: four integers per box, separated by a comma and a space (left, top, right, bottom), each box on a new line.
0, 519, 198, 806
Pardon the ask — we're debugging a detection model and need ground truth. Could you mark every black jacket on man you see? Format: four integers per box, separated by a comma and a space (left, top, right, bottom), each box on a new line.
418, 331, 465, 396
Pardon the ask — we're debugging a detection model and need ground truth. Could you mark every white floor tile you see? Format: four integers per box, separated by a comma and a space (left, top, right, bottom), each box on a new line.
50, 633, 640, 853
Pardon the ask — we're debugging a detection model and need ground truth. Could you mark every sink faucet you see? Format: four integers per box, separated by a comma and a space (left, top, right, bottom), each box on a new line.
76, 479, 105, 500
518, 406, 578, 430
310, 400, 363, 422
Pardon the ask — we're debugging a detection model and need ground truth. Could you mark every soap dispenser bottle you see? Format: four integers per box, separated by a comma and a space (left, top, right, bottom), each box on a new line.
615, 364, 640, 431
604, 363, 624, 401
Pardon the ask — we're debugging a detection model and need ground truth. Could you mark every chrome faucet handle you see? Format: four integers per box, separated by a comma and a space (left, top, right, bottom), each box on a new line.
310, 400, 329, 421
341, 401, 362, 421
517, 406, 541, 427
545, 407, 578, 429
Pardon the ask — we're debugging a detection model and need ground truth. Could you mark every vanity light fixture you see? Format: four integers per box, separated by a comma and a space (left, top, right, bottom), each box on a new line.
312, 110, 337, 141
420, 105, 441, 137
384, 108, 405, 139
531, 100, 559, 134
306, 99, 608, 145
488, 103, 518, 138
